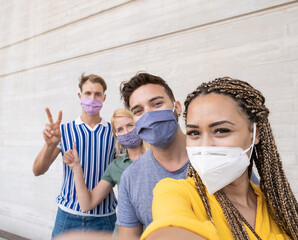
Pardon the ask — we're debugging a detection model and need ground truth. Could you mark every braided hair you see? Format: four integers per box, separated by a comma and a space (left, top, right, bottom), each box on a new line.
184, 77, 298, 240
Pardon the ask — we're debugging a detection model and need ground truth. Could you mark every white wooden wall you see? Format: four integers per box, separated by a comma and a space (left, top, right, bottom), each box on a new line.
0, 0, 297, 239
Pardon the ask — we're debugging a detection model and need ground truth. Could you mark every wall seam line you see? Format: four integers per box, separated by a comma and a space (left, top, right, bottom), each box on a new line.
0, 0, 297, 78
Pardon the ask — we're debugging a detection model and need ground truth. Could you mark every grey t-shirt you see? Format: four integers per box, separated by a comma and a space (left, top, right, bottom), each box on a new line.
116, 149, 189, 228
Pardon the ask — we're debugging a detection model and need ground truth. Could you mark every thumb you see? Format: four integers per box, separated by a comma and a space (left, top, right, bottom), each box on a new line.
73, 142, 79, 158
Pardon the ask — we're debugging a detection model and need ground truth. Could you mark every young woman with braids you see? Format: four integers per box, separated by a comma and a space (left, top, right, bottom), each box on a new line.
141, 77, 297, 240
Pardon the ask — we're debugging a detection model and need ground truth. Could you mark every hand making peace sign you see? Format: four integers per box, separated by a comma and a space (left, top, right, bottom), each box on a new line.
43, 107, 62, 147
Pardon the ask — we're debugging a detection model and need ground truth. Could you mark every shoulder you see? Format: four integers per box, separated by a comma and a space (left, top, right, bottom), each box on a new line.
250, 181, 264, 198
109, 156, 127, 167
124, 150, 151, 170
119, 151, 151, 183
101, 118, 111, 128
154, 177, 195, 196
111, 157, 123, 164
60, 120, 76, 132
61, 117, 81, 126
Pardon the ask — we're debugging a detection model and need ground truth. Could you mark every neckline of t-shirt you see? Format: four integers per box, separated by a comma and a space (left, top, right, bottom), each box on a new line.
149, 149, 189, 173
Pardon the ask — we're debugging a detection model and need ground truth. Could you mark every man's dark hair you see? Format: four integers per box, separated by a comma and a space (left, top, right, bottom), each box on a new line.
120, 72, 175, 108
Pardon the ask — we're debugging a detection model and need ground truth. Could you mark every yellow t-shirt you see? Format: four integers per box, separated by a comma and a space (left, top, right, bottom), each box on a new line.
141, 177, 290, 240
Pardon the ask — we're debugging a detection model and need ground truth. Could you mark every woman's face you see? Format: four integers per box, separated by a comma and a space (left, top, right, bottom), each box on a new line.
186, 93, 259, 151
114, 116, 135, 137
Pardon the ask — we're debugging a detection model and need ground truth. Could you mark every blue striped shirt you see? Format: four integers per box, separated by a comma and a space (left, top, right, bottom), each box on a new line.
57, 117, 117, 216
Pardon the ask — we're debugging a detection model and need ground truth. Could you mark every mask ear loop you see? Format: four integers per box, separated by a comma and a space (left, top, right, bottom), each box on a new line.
172, 101, 176, 112
248, 122, 257, 159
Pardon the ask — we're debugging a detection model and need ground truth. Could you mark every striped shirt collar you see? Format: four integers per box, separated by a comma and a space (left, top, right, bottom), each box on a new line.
75, 116, 108, 128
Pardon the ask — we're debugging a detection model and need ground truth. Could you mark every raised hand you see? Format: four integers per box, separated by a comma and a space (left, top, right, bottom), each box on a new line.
43, 108, 62, 147
63, 142, 80, 169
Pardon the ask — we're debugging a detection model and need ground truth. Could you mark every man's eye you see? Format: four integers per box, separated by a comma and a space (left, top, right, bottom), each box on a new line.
133, 109, 142, 115
153, 102, 162, 107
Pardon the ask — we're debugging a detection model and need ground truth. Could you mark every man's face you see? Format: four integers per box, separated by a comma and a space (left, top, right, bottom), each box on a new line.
78, 80, 106, 102
129, 84, 174, 122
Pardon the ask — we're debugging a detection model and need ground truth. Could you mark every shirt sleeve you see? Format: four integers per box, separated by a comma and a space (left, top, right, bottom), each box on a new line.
251, 171, 259, 185
116, 171, 141, 227
57, 127, 62, 150
101, 162, 116, 186
141, 178, 219, 240
57, 141, 62, 150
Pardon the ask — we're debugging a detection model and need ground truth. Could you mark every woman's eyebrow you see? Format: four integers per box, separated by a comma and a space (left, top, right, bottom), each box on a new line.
186, 121, 235, 129
209, 120, 234, 128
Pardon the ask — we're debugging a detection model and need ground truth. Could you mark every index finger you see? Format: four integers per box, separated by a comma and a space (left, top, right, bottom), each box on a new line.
56, 110, 63, 125
45, 107, 54, 124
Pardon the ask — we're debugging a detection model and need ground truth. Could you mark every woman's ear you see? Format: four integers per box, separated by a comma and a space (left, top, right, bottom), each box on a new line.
254, 125, 260, 145
78, 92, 81, 100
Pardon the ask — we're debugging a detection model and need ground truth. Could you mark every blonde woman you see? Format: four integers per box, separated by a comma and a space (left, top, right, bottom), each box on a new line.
63, 108, 149, 215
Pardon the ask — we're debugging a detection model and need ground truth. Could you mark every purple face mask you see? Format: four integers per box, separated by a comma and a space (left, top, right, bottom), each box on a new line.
117, 128, 142, 149
80, 97, 103, 116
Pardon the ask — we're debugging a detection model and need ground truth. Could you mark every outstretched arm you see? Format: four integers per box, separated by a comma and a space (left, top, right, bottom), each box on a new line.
33, 108, 62, 176
119, 225, 144, 238
141, 179, 217, 240
63, 142, 113, 212
145, 227, 206, 240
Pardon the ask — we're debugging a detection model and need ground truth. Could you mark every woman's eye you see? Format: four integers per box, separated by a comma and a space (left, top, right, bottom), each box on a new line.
186, 130, 200, 137
117, 128, 123, 134
214, 128, 231, 134
127, 125, 135, 130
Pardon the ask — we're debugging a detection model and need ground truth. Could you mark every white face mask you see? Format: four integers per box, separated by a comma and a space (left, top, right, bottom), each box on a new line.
186, 123, 256, 195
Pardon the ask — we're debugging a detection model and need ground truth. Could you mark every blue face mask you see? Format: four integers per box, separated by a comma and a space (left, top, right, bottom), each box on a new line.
117, 128, 142, 149
135, 109, 178, 148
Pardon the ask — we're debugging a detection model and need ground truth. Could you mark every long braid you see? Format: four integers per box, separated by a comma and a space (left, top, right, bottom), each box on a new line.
215, 190, 262, 240
184, 77, 298, 239
255, 118, 298, 236
186, 165, 215, 226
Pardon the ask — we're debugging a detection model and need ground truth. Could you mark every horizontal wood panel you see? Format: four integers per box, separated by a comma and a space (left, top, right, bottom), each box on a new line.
0, 4, 297, 149
0, 0, 131, 48
0, 0, 294, 76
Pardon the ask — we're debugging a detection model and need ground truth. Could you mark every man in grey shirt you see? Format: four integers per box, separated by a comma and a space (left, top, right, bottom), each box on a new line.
116, 73, 189, 238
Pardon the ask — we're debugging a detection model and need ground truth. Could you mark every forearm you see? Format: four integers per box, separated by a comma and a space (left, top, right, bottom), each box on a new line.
119, 225, 143, 238
72, 164, 93, 212
144, 227, 206, 240
73, 165, 114, 212
33, 144, 58, 176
